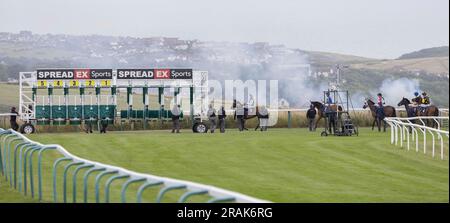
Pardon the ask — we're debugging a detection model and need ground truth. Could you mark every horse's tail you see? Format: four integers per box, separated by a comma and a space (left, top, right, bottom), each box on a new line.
392, 107, 397, 117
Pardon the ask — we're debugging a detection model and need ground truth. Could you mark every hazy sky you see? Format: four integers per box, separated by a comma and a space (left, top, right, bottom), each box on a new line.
0, 0, 448, 59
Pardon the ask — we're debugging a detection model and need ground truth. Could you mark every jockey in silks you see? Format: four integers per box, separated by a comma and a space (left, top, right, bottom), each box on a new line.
419, 92, 431, 114
375, 93, 385, 119
412, 92, 421, 105
409, 91, 421, 116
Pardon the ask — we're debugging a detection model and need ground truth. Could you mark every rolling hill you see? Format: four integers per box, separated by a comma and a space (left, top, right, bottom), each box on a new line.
0, 32, 448, 107
398, 46, 449, 60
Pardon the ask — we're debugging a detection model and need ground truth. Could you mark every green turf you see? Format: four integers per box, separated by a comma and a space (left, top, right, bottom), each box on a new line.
0, 178, 37, 203
1, 128, 448, 203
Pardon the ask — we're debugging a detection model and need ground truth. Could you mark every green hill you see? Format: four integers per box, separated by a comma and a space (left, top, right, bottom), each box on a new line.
398, 46, 449, 60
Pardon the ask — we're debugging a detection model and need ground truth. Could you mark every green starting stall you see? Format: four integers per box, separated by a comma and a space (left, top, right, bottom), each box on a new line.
18, 68, 209, 134
117, 69, 186, 128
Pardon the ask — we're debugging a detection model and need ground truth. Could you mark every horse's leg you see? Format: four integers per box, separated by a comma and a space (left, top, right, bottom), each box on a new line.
377, 117, 381, 132
383, 120, 387, 132
315, 116, 322, 129
371, 119, 376, 130
255, 118, 260, 131
432, 110, 437, 127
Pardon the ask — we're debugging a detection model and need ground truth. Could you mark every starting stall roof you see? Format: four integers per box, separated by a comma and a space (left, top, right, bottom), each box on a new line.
34, 68, 199, 88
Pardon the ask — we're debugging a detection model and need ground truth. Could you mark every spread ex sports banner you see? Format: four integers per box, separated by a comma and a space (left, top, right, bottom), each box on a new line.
117, 69, 193, 79
37, 69, 113, 80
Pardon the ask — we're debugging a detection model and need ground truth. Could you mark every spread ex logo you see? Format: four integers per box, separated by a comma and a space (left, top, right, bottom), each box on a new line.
74, 69, 91, 79
154, 69, 170, 79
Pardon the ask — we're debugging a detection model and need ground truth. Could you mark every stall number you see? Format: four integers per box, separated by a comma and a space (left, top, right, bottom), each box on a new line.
85, 80, 96, 87
100, 80, 111, 87
37, 80, 47, 87
53, 80, 64, 88
69, 80, 79, 87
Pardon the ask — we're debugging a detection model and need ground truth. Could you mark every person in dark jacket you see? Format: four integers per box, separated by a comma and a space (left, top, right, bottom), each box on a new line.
306, 104, 317, 131
243, 103, 249, 131
235, 102, 245, 131
100, 118, 108, 133
85, 119, 93, 133
218, 106, 227, 133
10, 107, 19, 131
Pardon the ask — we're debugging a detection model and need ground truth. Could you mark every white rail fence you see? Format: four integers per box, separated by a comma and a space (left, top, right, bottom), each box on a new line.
0, 128, 269, 203
384, 117, 449, 160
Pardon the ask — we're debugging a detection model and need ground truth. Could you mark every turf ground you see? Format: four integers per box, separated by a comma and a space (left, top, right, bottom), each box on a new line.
0, 128, 448, 203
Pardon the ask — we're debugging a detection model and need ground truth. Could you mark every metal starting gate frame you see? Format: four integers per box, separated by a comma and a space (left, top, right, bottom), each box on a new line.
320, 89, 359, 137
18, 69, 210, 134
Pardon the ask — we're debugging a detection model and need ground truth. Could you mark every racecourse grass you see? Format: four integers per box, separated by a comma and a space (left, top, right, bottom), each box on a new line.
0, 128, 448, 203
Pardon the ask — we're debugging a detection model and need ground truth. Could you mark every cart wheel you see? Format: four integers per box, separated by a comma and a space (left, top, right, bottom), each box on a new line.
320, 131, 328, 137
20, 123, 35, 134
195, 122, 208, 133
192, 123, 198, 133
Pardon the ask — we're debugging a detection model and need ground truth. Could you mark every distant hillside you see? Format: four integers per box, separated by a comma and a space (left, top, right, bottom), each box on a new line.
301, 50, 377, 69
351, 56, 449, 75
0, 31, 448, 107
398, 46, 449, 60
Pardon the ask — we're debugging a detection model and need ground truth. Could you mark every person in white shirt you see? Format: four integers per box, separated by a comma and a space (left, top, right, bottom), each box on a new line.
258, 106, 269, 131
171, 104, 181, 133
207, 104, 217, 133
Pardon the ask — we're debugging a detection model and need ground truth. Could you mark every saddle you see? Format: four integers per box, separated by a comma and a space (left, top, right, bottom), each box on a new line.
418, 105, 430, 115
408, 107, 416, 117
375, 107, 385, 119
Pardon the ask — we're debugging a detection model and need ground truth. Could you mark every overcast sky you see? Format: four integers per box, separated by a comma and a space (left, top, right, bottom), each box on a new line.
0, 0, 448, 59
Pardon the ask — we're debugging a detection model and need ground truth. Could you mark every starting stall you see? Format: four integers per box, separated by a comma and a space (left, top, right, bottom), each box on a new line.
18, 68, 209, 134
320, 89, 359, 137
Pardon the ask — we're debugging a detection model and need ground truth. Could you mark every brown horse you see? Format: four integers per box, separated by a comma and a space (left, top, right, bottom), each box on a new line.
397, 97, 439, 127
310, 101, 342, 129
363, 98, 396, 132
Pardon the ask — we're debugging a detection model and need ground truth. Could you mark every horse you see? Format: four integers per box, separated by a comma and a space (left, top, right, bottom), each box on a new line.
397, 97, 439, 128
310, 101, 343, 131
363, 98, 396, 132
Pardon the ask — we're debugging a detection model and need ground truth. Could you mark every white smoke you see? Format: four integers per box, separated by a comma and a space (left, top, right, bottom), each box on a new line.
374, 78, 421, 106
190, 43, 314, 108
350, 91, 369, 109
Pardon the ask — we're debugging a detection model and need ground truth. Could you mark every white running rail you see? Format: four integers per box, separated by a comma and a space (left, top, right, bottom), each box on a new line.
0, 128, 269, 203
384, 117, 449, 160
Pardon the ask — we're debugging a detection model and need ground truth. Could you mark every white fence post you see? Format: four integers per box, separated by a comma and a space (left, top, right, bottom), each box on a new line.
384, 116, 449, 160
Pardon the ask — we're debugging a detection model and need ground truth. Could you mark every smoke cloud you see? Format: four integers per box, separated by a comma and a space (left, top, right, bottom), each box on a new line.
375, 78, 421, 106
189, 42, 315, 107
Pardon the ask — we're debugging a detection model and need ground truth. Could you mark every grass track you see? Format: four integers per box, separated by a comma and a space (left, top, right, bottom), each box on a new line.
1, 128, 448, 203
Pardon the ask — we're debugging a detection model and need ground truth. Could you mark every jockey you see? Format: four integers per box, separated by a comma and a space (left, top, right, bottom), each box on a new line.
421, 92, 430, 105
375, 93, 385, 118
376, 93, 385, 107
419, 92, 430, 113
412, 92, 421, 106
